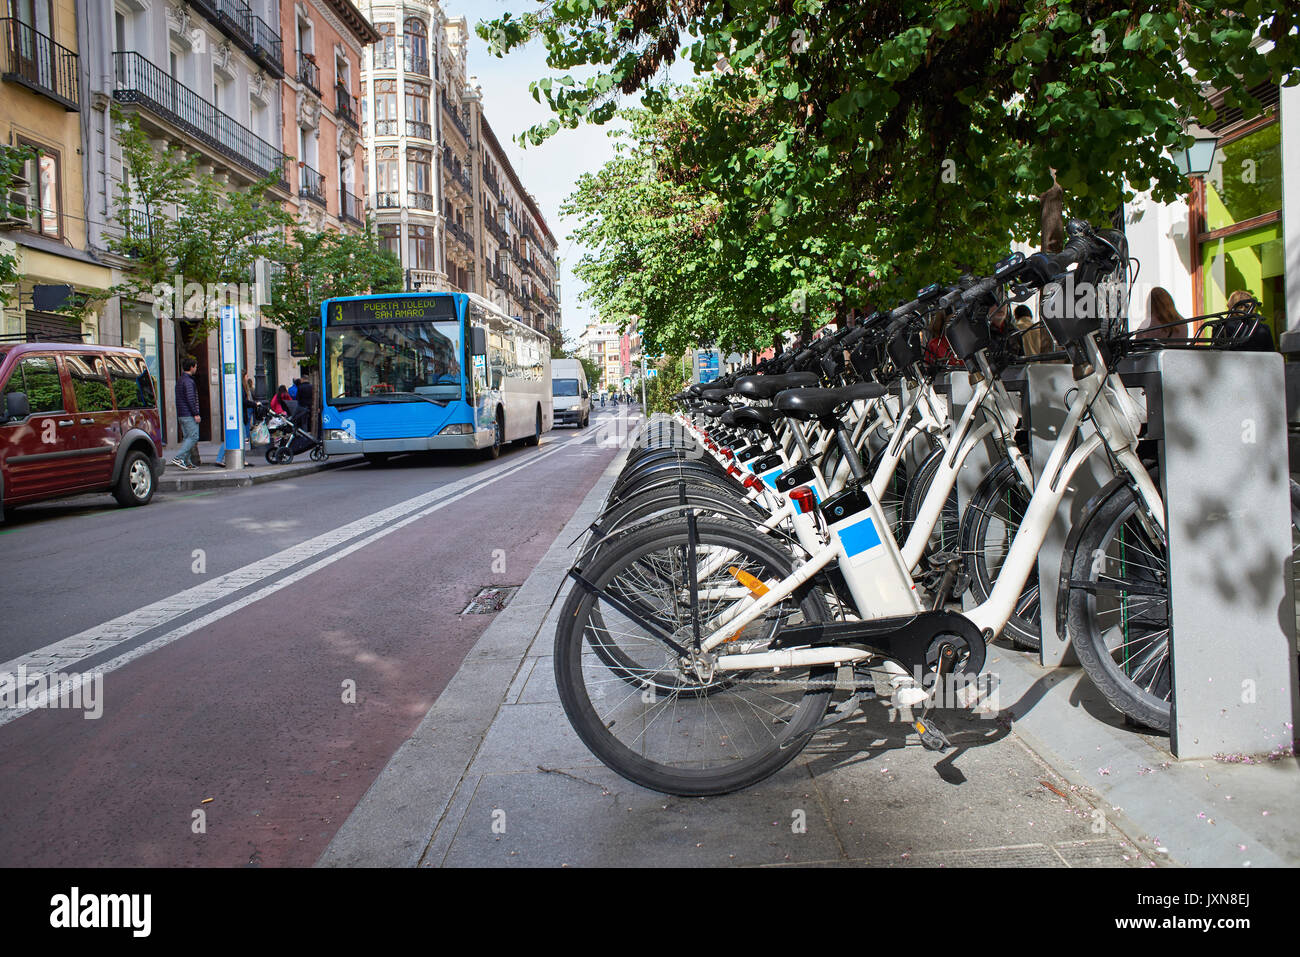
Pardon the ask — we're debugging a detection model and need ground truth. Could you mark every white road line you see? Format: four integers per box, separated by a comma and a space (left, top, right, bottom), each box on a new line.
0, 435, 590, 694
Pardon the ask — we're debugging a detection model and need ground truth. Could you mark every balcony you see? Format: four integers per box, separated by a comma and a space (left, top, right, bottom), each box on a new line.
299, 163, 326, 207
485, 215, 508, 245
373, 47, 397, 70
408, 268, 441, 290
1, 18, 79, 110
377, 191, 401, 209
340, 187, 363, 225
113, 52, 289, 186
373, 117, 398, 136
446, 218, 474, 253
441, 91, 469, 141
406, 119, 431, 139
188, 0, 283, 78
335, 84, 358, 129
297, 52, 320, 95
407, 191, 433, 211
482, 169, 501, 202
404, 52, 429, 77
122, 208, 155, 259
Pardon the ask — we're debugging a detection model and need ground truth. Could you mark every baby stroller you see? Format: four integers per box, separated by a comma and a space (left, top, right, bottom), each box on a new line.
257, 401, 327, 465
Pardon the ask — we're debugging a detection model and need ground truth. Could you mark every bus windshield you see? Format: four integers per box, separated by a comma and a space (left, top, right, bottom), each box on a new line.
325, 309, 463, 406
552, 378, 579, 397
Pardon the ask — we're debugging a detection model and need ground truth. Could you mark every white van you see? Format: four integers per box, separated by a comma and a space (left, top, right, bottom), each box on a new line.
551, 359, 590, 428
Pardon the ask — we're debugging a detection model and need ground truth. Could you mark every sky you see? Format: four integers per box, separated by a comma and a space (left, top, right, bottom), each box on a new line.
449, 1, 695, 342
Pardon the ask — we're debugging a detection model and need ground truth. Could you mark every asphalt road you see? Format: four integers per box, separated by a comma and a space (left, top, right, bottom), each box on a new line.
0, 408, 631, 866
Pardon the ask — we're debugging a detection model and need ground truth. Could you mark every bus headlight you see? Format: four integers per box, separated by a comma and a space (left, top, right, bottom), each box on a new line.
438, 423, 474, 435
325, 429, 357, 443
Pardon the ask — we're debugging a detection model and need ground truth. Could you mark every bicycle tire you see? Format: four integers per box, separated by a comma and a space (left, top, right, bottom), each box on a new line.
901, 444, 961, 555
960, 457, 1041, 650
554, 516, 833, 796
1065, 480, 1170, 731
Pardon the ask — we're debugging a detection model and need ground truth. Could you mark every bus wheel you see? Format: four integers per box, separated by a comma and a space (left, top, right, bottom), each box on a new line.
482, 410, 503, 460
524, 407, 541, 447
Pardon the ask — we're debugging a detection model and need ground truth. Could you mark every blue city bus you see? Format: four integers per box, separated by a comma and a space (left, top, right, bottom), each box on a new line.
319, 291, 553, 460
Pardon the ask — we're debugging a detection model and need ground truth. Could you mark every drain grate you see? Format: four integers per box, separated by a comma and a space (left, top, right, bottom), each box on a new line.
461, 585, 520, 615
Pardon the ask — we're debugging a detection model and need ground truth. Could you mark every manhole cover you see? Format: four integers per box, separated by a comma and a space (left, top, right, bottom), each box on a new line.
461, 585, 520, 615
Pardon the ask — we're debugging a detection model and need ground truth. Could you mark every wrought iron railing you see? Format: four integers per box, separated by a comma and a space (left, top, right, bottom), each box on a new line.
188, 0, 283, 76
298, 52, 319, 94
377, 191, 401, 209
0, 17, 79, 110
446, 218, 474, 253
373, 117, 398, 136
406, 119, 431, 139
441, 91, 469, 140
404, 52, 429, 76
112, 52, 289, 185
339, 188, 363, 225
299, 163, 326, 206
407, 191, 434, 211
335, 84, 358, 128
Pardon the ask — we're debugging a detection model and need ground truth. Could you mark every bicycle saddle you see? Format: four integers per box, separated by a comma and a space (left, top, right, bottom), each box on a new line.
722, 406, 778, 433
773, 382, 889, 421
733, 372, 818, 400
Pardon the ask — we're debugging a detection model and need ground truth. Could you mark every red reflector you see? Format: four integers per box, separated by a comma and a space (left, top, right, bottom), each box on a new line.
727, 463, 741, 476
742, 475, 760, 490
790, 486, 817, 513
721, 448, 734, 459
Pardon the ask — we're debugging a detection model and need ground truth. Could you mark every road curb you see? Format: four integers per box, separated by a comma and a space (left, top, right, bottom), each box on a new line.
316, 445, 628, 868
158, 454, 364, 492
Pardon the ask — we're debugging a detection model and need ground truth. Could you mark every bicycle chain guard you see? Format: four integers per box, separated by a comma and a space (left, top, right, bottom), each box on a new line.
768, 610, 987, 678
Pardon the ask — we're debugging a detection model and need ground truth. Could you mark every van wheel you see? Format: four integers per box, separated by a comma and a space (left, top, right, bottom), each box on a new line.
524, 407, 541, 447
114, 450, 156, 507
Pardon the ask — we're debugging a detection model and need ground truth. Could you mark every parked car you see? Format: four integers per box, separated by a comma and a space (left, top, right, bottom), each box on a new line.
0, 342, 165, 516
551, 358, 591, 428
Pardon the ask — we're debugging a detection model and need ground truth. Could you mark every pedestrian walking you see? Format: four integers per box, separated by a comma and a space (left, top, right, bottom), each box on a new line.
171, 356, 201, 471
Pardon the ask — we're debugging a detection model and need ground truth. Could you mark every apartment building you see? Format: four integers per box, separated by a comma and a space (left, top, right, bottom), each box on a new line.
357, 1, 560, 333
0, 1, 114, 343
281, 0, 377, 232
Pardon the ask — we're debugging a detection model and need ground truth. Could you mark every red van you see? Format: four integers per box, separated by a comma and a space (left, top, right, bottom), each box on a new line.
0, 342, 165, 516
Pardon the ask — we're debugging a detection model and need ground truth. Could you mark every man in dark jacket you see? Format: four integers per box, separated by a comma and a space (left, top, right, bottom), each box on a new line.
172, 356, 201, 470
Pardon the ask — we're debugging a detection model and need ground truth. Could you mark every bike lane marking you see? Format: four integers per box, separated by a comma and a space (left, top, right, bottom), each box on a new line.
0, 433, 601, 726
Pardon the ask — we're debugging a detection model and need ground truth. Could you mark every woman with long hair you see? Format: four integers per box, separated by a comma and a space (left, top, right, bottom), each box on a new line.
1136, 287, 1186, 340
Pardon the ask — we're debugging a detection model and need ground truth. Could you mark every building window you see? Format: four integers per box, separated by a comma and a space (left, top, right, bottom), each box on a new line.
403, 17, 428, 75
373, 79, 398, 135
376, 146, 400, 208
405, 86, 430, 138
1197, 114, 1284, 344
15, 137, 61, 238
375, 22, 396, 69
408, 224, 434, 270
407, 148, 432, 210
378, 223, 400, 260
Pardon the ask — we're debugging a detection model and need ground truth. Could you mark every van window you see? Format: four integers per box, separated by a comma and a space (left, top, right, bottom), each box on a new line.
107, 355, 156, 410
3, 355, 64, 415
552, 378, 580, 397
67, 354, 116, 413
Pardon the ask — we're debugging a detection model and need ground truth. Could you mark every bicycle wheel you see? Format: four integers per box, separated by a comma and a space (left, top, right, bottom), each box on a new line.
1065, 480, 1170, 731
960, 458, 1041, 650
901, 444, 961, 555
554, 516, 833, 796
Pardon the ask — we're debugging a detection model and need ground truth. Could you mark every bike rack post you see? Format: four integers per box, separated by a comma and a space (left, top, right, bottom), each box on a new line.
1151, 349, 1298, 758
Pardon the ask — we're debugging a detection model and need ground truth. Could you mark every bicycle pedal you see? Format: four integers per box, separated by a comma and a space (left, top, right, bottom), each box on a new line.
913, 717, 951, 751
926, 550, 961, 569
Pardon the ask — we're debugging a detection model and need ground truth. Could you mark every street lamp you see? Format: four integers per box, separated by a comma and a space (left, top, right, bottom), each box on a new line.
1172, 122, 1219, 177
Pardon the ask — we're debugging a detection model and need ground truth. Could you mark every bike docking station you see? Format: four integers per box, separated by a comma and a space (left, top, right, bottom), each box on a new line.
948, 349, 1298, 760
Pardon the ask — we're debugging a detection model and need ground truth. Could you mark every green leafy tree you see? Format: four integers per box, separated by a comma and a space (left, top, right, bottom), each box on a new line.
488, 0, 1300, 339
107, 111, 290, 356
262, 222, 404, 425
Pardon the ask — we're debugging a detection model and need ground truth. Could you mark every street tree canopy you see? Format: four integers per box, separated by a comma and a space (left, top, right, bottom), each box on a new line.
486, 0, 1300, 350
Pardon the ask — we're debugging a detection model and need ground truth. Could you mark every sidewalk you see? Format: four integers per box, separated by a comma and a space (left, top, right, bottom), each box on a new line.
159, 439, 362, 492
320, 450, 1298, 868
